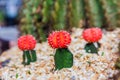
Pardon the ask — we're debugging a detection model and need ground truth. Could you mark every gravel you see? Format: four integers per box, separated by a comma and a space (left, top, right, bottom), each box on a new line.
0, 28, 120, 80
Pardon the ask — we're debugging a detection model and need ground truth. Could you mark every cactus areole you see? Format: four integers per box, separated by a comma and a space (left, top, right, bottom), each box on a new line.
82, 28, 102, 53
18, 35, 37, 65
48, 31, 73, 70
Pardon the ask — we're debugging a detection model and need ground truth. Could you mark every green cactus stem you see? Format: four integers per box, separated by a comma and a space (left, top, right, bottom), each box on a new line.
70, 0, 84, 27
54, 48, 73, 70
30, 50, 37, 62
42, 0, 53, 23
114, 0, 120, 27
84, 42, 100, 53
88, 0, 105, 27
22, 51, 26, 65
52, 0, 67, 30
22, 50, 37, 65
22, 51, 31, 65
101, 0, 117, 29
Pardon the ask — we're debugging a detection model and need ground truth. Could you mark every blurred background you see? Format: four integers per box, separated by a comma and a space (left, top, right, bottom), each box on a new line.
0, 0, 120, 54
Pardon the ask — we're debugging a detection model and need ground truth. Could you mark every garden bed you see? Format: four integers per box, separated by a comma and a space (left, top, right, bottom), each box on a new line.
0, 28, 120, 80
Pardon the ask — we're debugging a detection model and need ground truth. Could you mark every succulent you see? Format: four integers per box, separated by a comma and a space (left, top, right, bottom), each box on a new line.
48, 31, 73, 70
82, 28, 102, 53
18, 35, 37, 65
20, 0, 120, 42
52, 0, 67, 30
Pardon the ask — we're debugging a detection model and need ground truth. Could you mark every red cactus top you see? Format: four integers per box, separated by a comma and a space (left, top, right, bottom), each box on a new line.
18, 35, 36, 50
48, 30, 71, 48
82, 28, 102, 43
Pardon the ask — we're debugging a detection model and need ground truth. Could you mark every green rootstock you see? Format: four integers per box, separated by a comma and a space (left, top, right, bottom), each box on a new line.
54, 48, 73, 70
84, 42, 100, 53
22, 50, 37, 65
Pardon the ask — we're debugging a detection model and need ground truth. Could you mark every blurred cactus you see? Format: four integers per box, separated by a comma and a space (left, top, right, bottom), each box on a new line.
20, 0, 120, 42
52, 0, 67, 30
69, 0, 85, 28
20, 0, 46, 42
101, 0, 118, 30
85, 0, 105, 27
42, 0, 53, 23
114, 0, 120, 27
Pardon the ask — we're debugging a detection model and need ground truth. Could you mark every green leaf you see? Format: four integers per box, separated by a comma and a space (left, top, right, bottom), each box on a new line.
54, 48, 73, 70
84, 43, 98, 53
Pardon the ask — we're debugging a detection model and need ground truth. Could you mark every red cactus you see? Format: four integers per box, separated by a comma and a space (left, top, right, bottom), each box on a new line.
18, 35, 36, 50
82, 28, 102, 43
48, 31, 71, 48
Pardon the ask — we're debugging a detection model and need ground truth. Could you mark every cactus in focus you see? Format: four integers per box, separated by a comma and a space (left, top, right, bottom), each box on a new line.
48, 31, 73, 70
18, 35, 37, 65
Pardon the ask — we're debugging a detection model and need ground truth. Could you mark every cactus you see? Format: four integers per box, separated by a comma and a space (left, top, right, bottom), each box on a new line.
18, 35, 37, 65
42, 0, 53, 23
20, 0, 38, 35
20, 0, 120, 42
69, 0, 85, 28
84, 0, 105, 27
82, 28, 102, 53
48, 30, 73, 70
114, 0, 120, 27
101, 0, 118, 29
52, 0, 67, 30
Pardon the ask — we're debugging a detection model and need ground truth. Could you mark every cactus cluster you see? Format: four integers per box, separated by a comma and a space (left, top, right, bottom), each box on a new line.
20, 0, 120, 42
